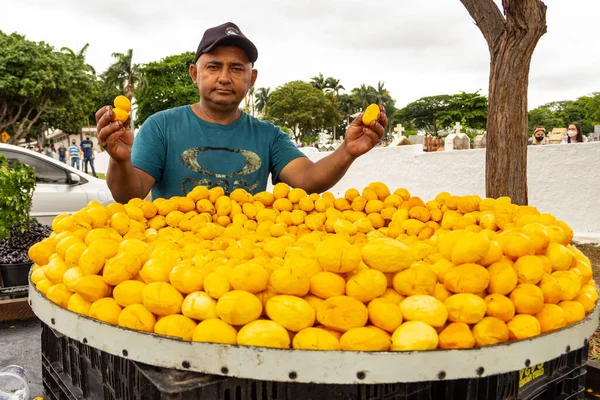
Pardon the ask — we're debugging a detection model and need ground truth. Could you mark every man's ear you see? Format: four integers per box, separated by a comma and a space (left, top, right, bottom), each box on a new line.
250, 69, 258, 89
189, 63, 198, 84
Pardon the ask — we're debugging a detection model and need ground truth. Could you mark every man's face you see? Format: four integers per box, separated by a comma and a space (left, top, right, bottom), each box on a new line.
72, 141, 76, 145
86, 136, 90, 141
190, 46, 257, 111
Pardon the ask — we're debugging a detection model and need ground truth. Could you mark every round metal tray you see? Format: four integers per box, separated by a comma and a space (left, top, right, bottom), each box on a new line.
29, 282, 600, 384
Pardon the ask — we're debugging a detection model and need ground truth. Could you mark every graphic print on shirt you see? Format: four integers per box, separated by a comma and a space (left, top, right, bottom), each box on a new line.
180, 147, 262, 194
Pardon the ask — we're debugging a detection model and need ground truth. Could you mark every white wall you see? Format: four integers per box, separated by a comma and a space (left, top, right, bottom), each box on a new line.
95, 142, 600, 241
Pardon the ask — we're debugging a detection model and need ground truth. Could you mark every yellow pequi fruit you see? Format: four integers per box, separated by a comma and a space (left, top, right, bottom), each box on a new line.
444, 293, 487, 325
181, 291, 217, 321
317, 296, 369, 332
340, 326, 391, 351
142, 282, 184, 316
361, 104, 380, 125
316, 237, 361, 273
216, 290, 262, 326
154, 314, 197, 341
310, 271, 346, 299
439, 322, 475, 349
391, 321, 439, 351
67, 293, 92, 316
392, 267, 437, 296
118, 304, 157, 333
265, 295, 315, 332
292, 327, 341, 350
535, 304, 567, 333
237, 320, 290, 349
89, 298, 123, 325
103, 252, 142, 286
269, 265, 310, 296
484, 294, 515, 322
229, 262, 269, 293
443, 264, 490, 294
509, 284, 545, 315
472, 317, 509, 347
507, 314, 541, 340
73, 275, 112, 303
361, 238, 415, 273
400, 295, 447, 328
367, 298, 403, 333
346, 269, 387, 303
113, 280, 146, 307
193, 319, 238, 344
557, 301, 586, 325
47, 284, 73, 308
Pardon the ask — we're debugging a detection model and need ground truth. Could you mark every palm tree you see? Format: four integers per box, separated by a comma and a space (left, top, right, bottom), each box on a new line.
245, 87, 256, 116
310, 73, 327, 91
255, 87, 271, 118
352, 84, 377, 109
374, 81, 392, 106
102, 49, 146, 100
61, 43, 95, 74
325, 77, 345, 95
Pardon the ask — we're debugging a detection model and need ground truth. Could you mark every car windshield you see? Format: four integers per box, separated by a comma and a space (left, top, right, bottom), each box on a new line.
1, 149, 69, 184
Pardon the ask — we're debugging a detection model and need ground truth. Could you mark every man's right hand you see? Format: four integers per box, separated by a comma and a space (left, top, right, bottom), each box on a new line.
95, 106, 134, 163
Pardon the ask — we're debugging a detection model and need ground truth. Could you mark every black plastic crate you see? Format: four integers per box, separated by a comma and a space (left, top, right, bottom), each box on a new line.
40, 322, 588, 400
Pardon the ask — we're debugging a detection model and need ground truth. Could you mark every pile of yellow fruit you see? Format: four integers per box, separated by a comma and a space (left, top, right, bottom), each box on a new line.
28, 182, 597, 352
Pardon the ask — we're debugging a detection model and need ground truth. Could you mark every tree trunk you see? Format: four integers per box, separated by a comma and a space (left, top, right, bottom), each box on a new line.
460, 0, 547, 205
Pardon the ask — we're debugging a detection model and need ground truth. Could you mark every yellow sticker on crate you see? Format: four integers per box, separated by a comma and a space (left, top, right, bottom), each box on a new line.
519, 363, 545, 388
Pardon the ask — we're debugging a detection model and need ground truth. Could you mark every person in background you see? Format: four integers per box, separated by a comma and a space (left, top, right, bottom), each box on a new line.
35, 144, 43, 153
44, 143, 54, 158
68, 139, 81, 170
80, 134, 97, 177
564, 122, 584, 143
57, 143, 67, 163
529, 126, 548, 145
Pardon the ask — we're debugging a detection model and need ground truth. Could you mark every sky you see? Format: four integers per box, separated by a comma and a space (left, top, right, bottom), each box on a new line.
1, 0, 599, 110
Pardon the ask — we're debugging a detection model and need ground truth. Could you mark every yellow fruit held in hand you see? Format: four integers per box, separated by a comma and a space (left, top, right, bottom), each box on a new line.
438, 322, 475, 349
362, 103, 380, 125
237, 320, 290, 349
391, 320, 439, 351
154, 314, 197, 341
114, 95, 131, 112
340, 326, 390, 351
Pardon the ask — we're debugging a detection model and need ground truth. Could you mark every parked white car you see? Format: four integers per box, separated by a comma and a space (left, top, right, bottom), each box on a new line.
0, 144, 114, 225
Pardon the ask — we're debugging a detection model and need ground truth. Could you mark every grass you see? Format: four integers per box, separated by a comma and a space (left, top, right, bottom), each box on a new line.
579, 242, 600, 361
96, 173, 106, 180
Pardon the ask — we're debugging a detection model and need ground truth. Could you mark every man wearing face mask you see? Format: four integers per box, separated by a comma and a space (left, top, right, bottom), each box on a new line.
80, 135, 97, 177
529, 126, 547, 145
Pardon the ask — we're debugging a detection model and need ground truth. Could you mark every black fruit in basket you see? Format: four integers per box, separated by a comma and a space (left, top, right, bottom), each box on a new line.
0, 221, 52, 264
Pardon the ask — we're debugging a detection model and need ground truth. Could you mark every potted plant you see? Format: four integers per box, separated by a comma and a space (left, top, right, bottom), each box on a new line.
0, 153, 52, 287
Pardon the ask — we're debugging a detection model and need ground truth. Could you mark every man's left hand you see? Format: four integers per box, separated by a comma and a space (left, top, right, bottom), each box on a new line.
343, 105, 387, 158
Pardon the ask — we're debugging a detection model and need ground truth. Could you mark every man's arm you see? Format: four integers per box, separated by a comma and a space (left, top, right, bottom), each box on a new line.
106, 160, 155, 203
278, 108, 387, 194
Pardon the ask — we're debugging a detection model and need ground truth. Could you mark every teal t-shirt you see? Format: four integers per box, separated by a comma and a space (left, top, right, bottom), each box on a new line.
131, 106, 306, 199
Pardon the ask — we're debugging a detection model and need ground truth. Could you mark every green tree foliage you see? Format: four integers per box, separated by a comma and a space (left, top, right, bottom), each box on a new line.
0, 153, 35, 239
528, 94, 600, 135
102, 49, 146, 100
395, 92, 488, 136
0, 31, 98, 144
134, 52, 198, 127
268, 81, 343, 145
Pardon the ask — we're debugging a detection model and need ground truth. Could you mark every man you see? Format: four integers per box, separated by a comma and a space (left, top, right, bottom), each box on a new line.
68, 139, 81, 170
58, 143, 67, 163
95, 22, 386, 203
80, 135, 97, 177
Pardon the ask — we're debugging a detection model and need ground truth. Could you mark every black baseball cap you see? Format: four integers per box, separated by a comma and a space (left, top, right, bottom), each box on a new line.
194, 22, 258, 64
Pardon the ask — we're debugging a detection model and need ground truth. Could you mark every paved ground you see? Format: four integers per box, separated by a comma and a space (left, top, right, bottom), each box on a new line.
0, 318, 44, 398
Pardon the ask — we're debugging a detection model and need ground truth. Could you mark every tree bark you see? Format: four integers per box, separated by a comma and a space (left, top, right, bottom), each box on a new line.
460, 0, 547, 205
8, 99, 49, 144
